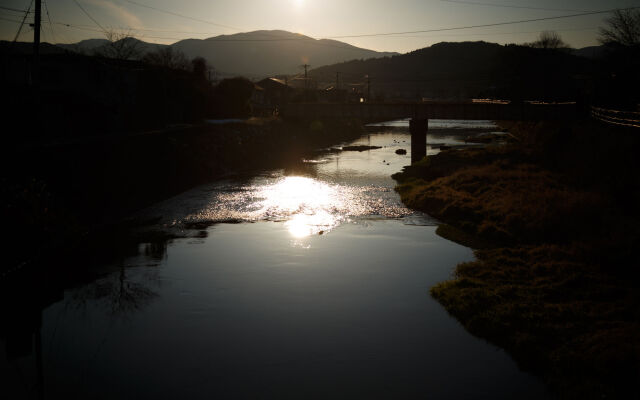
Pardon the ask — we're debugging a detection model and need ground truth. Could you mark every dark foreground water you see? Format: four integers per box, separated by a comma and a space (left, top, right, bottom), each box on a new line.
1, 120, 550, 399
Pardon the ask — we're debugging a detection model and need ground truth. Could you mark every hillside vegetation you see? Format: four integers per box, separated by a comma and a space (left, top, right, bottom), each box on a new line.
311, 41, 594, 101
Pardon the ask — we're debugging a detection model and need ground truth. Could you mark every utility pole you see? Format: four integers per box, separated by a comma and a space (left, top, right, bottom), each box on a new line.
302, 64, 309, 90
301, 64, 310, 102
284, 76, 289, 104
33, 0, 41, 86
367, 74, 371, 103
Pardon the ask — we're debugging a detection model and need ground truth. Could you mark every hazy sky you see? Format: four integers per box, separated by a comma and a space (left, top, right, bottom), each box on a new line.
1, 0, 639, 52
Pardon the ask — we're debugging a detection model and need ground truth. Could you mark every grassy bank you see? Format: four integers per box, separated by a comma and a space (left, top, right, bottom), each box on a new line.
393, 121, 640, 398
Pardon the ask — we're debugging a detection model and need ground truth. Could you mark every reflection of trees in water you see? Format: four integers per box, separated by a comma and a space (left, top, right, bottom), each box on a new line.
72, 265, 159, 316
71, 241, 167, 316
142, 240, 168, 263
0, 237, 171, 397
111, 265, 158, 315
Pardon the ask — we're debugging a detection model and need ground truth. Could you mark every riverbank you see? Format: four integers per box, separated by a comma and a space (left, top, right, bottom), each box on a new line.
392, 121, 640, 398
0, 118, 364, 275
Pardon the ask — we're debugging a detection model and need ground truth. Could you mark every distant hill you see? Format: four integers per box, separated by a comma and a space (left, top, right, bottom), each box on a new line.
310, 41, 594, 101
171, 30, 397, 77
0, 40, 67, 55
56, 38, 110, 54
310, 41, 504, 100
53, 30, 395, 77
57, 38, 167, 57
573, 45, 605, 59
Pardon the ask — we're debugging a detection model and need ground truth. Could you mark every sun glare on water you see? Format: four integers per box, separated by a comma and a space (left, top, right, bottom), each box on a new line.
186, 173, 411, 243
258, 176, 342, 238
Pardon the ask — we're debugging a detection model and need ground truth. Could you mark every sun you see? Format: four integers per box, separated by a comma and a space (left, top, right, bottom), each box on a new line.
293, 0, 304, 7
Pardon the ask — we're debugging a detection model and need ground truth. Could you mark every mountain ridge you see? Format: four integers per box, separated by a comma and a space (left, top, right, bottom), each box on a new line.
170, 30, 397, 76
309, 41, 595, 101
53, 30, 397, 77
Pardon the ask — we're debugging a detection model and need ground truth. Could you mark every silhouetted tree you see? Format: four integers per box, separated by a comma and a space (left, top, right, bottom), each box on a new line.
526, 31, 569, 50
95, 29, 142, 60
599, 9, 640, 47
597, 9, 640, 108
213, 77, 255, 118
191, 57, 208, 80
142, 47, 189, 70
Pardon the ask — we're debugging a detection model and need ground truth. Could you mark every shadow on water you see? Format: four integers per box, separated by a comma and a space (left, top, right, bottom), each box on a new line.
0, 222, 175, 397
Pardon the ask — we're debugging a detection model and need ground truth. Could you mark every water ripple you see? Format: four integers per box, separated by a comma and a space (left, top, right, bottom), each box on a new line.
184, 176, 415, 237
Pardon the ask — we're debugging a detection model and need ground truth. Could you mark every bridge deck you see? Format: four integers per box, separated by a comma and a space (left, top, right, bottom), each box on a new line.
282, 102, 583, 122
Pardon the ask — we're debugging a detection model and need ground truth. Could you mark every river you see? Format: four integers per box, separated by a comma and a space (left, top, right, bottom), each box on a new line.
1, 120, 550, 399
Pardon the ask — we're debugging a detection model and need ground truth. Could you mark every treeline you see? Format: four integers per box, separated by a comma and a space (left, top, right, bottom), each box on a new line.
310, 12, 640, 109
310, 41, 594, 103
0, 42, 255, 142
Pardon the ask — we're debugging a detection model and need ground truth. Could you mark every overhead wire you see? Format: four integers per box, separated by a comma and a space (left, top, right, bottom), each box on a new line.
0, 17, 24, 24
326, 6, 640, 39
13, 17, 600, 50
438, 0, 592, 13
6, 3, 638, 54
72, 0, 106, 34
118, 0, 242, 31
0, 5, 32, 13
43, 0, 56, 43
12, 0, 34, 43
6, 17, 368, 50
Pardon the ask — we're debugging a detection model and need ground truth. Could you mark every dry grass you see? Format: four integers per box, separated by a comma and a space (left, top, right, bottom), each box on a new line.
431, 245, 640, 399
393, 121, 640, 398
397, 161, 605, 243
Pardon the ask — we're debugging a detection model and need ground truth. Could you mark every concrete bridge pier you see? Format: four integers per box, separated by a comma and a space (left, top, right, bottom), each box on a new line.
410, 118, 428, 163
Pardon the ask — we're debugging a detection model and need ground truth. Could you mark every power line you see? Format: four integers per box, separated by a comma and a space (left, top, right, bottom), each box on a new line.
371, 26, 600, 39
7, 4, 636, 52
18, 19, 366, 50
72, 0, 106, 34
326, 7, 640, 39
119, 0, 243, 31
439, 0, 592, 13
8, 18, 599, 47
4, 17, 602, 50
43, 0, 55, 43
12, 0, 33, 43
0, 17, 23, 24
0, 5, 32, 13
80, 25, 224, 35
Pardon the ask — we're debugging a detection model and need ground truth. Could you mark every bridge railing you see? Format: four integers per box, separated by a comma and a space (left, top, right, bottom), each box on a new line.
591, 106, 640, 129
281, 102, 583, 122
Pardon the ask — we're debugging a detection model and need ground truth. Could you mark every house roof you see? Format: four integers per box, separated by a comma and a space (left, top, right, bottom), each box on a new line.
256, 77, 289, 88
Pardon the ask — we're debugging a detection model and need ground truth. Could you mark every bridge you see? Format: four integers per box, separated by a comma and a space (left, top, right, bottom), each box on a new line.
281, 102, 584, 162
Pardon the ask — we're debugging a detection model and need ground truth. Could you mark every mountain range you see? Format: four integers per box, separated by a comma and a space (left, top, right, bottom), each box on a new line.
6, 29, 604, 97
55, 30, 397, 77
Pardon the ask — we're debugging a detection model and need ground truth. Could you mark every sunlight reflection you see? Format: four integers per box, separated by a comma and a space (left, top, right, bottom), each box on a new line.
285, 212, 335, 238
182, 168, 414, 240
259, 176, 342, 238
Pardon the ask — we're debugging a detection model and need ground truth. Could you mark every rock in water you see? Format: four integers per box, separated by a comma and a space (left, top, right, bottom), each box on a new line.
342, 145, 382, 152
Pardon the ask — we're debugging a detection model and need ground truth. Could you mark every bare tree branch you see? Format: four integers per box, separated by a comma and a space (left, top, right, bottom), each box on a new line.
599, 9, 640, 47
95, 29, 143, 60
142, 47, 189, 70
526, 31, 569, 50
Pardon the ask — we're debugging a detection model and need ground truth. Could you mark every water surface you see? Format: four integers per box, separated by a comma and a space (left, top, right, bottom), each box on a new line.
1, 120, 550, 399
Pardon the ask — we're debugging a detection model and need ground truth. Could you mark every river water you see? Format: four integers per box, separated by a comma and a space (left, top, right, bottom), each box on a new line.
1, 120, 550, 399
